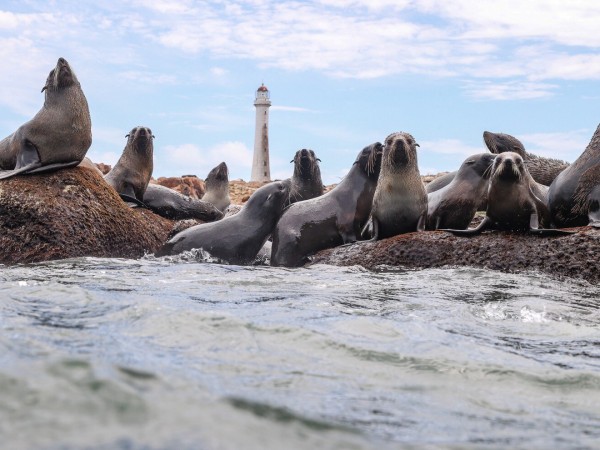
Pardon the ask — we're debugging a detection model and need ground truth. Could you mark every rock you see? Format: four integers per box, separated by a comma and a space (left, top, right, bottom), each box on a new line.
153, 176, 205, 199
0, 167, 175, 264
310, 227, 600, 284
95, 162, 112, 174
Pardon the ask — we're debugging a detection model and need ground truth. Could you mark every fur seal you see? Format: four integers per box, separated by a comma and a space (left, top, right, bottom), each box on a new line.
271, 142, 382, 267
157, 181, 290, 264
483, 131, 569, 186
427, 153, 496, 230
442, 152, 571, 236
368, 132, 427, 239
200, 162, 230, 212
548, 124, 600, 227
104, 126, 154, 204
0, 57, 92, 179
143, 183, 223, 221
284, 148, 324, 207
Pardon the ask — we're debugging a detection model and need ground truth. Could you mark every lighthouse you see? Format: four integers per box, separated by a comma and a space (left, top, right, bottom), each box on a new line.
250, 83, 271, 182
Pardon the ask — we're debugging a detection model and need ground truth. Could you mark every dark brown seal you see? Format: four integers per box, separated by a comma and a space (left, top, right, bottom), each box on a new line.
270, 142, 382, 267
201, 162, 230, 212
369, 132, 427, 239
284, 148, 324, 207
548, 124, 600, 227
442, 152, 571, 236
427, 153, 496, 230
483, 131, 569, 186
0, 57, 92, 179
104, 126, 154, 204
143, 183, 223, 222
157, 181, 290, 264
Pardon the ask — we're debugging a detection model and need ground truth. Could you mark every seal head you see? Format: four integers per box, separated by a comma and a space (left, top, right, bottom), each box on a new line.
285, 148, 324, 207
201, 162, 231, 212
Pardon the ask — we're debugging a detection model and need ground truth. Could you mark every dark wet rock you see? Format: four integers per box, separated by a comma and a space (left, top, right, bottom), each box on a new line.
0, 167, 175, 264
311, 227, 600, 284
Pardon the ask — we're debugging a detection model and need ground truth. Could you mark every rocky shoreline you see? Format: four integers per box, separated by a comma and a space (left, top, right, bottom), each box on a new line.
1, 167, 596, 284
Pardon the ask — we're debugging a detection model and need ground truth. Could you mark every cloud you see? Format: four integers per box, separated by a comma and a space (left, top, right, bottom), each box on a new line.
420, 138, 486, 157
271, 105, 317, 113
519, 129, 592, 163
157, 141, 253, 179
463, 80, 558, 101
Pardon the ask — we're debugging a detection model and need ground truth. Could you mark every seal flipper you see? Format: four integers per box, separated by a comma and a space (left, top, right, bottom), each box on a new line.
0, 139, 43, 179
529, 184, 553, 228
27, 160, 81, 174
440, 216, 492, 236
119, 193, 147, 208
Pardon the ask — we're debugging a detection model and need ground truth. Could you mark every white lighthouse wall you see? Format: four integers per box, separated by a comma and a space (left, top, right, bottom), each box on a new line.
251, 101, 271, 182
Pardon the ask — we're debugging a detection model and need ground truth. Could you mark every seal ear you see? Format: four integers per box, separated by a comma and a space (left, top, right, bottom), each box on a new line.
316, 158, 321, 162
290, 159, 294, 163
125, 134, 130, 138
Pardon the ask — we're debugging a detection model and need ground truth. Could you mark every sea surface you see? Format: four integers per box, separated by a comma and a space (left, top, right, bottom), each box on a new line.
1, 256, 599, 449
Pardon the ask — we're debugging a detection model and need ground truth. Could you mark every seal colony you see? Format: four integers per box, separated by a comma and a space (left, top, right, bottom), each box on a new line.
0, 56, 598, 278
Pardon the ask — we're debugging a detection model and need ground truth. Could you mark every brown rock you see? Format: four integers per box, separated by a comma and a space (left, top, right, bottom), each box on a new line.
311, 227, 600, 284
0, 167, 175, 264
153, 176, 205, 199
95, 162, 111, 174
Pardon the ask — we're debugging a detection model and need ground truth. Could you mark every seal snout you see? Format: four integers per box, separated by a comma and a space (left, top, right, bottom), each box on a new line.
493, 153, 523, 180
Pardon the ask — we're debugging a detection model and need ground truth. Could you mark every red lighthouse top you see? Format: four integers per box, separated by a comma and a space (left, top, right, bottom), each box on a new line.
257, 84, 268, 92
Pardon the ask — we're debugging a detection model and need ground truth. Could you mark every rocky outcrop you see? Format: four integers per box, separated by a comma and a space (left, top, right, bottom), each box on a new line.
153, 176, 205, 199
311, 227, 599, 284
0, 167, 176, 264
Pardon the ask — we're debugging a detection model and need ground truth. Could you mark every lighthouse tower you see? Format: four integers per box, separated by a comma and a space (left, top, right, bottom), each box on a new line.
250, 83, 271, 182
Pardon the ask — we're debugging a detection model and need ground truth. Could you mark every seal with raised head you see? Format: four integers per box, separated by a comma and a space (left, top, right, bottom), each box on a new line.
104, 126, 154, 204
548, 124, 600, 227
427, 153, 496, 230
143, 183, 223, 222
284, 148, 324, 207
270, 142, 382, 267
483, 131, 569, 186
442, 152, 571, 236
0, 57, 92, 179
200, 162, 230, 212
157, 181, 290, 264
368, 132, 427, 239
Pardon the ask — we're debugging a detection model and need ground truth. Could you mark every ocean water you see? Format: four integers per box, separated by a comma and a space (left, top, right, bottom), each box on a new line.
1, 256, 599, 449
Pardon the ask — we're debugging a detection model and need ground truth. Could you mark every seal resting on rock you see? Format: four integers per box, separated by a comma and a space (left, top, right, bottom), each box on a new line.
157, 181, 289, 264
548, 124, 600, 228
104, 126, 154, 205
368, 132, 427, 239
200, 162, 230, 212
270, 142, 382, 267
442, 152, 572, 236
427, 153, 496, 230
284, 148, 324, 207
483, 131, 569, 186
143, 183, 223, 222
0, 57, 92, 179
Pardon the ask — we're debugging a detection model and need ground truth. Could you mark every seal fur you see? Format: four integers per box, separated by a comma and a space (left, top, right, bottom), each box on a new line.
483, 131, 569, 186
201, 162, 230, 212
0, 57, 92, 179
284, 148, 324, 207
442, 152, 571, 236
427, 153, 496, 230
104, 126, 154, 204
271, 142, 382, 267
548, 124, 600, 228
368, 132, 427, 239
157, 181, 290, 264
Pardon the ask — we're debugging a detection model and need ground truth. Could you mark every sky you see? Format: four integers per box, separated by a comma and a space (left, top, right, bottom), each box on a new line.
0, 0, 599, 184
